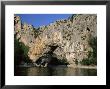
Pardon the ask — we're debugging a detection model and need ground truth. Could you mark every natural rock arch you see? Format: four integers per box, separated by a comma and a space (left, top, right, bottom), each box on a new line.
14, 14, 97, 66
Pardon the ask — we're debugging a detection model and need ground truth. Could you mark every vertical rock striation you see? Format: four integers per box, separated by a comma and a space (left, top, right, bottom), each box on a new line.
14, 14, 97, 65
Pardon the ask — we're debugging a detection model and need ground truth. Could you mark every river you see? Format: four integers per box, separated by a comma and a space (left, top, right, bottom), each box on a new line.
15, 66, 97, 76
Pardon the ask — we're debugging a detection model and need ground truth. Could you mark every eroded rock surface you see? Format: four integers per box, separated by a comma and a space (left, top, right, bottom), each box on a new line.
14, 14, 97, 65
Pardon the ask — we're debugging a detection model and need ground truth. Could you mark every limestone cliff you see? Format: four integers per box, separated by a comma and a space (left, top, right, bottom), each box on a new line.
14, 14, 97, 65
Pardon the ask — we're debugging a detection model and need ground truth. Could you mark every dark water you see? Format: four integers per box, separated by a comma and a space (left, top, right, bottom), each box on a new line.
15, 66, 97, 76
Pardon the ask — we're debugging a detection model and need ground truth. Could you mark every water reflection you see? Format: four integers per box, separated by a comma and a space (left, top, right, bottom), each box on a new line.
15, 66, 97, 76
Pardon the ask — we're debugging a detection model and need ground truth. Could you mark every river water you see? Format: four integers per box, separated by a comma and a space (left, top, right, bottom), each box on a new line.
15, 66, 97, 76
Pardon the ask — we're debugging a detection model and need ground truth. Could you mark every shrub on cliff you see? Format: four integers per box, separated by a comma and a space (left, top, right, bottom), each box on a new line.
80, 37, 97, 65
14, 35, 31, 66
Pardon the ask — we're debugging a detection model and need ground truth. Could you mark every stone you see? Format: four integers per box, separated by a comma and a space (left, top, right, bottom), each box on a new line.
14, 14, 97, 65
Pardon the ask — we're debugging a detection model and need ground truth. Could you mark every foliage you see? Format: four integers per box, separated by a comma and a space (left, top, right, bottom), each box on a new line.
33, 28, 39, 38
59, 58, 69, 65
80, 37, 97, 65
14, 35, 31, 66
89, 37, 97, 58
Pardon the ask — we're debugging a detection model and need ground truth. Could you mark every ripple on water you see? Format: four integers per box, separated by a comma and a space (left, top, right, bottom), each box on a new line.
15, 66, 97, 76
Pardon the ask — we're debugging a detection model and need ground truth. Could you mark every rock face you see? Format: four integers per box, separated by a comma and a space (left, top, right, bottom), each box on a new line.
14, 14, 97, 65
14, 15, 37, 47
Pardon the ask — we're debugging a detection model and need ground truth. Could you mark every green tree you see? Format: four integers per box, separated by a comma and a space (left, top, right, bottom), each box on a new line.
80, 37, 97, 65
14, 35, 31, 67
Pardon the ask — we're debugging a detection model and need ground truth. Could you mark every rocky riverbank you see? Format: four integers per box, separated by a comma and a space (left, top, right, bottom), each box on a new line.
18, 62, 97, 69
67, 65, 97, 69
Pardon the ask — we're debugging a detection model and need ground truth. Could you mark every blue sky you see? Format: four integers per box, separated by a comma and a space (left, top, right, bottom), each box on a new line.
15, 14, 72, 28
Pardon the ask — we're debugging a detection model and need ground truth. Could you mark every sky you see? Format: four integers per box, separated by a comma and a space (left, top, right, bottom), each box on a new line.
15, 14, 72, 28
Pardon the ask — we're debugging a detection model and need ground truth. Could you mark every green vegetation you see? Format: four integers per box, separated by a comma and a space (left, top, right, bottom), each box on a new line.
80, 37, 97, 65
59, 58, 69, 65
14, 35, 31, 66
33, 27, 39, 38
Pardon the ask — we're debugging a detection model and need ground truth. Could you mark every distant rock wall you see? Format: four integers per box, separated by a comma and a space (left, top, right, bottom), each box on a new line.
14, 14, 97, 65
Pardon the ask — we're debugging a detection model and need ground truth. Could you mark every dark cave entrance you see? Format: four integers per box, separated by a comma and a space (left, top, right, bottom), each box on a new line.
35, 45, 59, 66
35, 45, 68, 67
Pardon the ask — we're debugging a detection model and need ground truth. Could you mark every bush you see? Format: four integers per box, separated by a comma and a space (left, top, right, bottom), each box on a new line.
80, 37, 97, 65
14, 35, 31, 66
59, 58, 69, 65
80, 57, 97, 66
